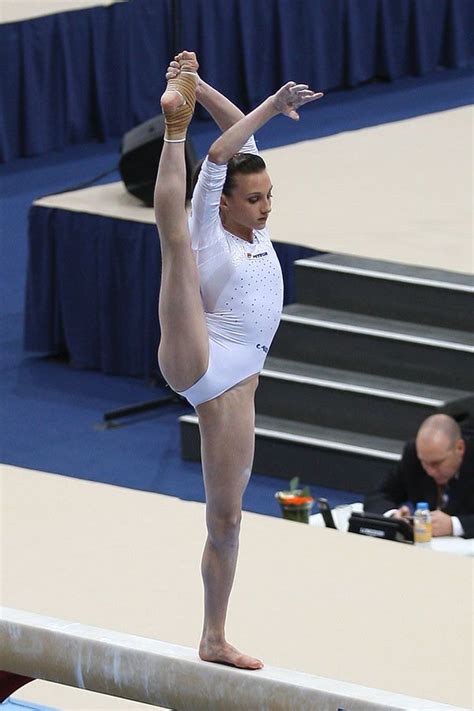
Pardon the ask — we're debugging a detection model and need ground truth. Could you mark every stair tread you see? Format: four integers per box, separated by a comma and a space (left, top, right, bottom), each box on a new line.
254, 415, 404, 455
282, 303, 474, 347
180, 412, 404, 456
262, 357, 471, 402
298, 253, 474, 289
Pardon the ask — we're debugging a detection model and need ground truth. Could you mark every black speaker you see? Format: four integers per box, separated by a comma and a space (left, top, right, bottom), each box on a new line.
119, 114, 198, 206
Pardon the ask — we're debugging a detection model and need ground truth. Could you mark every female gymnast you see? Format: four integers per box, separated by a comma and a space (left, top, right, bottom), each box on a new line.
154, 51, 322, 670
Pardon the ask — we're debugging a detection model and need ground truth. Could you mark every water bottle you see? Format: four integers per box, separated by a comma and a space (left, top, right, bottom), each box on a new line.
414, 502, 432, 546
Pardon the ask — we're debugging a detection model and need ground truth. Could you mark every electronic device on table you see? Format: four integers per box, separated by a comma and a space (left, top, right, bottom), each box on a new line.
348, 511, 414, 544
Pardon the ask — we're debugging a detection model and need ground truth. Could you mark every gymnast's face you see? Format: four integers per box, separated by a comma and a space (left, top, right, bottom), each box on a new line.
220, 170, 273, 239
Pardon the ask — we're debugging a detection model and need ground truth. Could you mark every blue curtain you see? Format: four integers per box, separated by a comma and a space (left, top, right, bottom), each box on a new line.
1, 0, 473, 161
25, 206, 161, 377
0, 0, 172, 161
24, 205, 317, 377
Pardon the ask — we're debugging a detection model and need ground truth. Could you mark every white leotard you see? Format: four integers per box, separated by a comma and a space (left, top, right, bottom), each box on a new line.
178, 137, 284, 407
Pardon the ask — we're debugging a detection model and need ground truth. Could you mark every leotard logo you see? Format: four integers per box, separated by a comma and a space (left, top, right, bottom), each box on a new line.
256, 344, 269, 353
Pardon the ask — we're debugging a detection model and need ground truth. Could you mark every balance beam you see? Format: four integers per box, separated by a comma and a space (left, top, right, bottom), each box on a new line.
0, 608, 468, 711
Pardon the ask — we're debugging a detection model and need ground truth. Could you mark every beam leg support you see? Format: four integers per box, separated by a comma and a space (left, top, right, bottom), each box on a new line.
0, 671, 35, 702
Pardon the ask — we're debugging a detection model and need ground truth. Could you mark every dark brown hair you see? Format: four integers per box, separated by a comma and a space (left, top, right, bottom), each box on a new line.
191, 153, 267, 196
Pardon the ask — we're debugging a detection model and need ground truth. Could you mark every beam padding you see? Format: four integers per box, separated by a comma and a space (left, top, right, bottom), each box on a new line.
0, 608, 468, 711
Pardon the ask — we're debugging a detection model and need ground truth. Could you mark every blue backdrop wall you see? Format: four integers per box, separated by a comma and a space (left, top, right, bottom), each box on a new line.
1, 0, 473, 162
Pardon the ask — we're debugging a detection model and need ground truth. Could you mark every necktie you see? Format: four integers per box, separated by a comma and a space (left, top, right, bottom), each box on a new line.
437, 484, 449, 510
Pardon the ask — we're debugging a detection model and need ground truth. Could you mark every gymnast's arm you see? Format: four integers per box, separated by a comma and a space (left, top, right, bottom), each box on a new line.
207, 82, 323, 166
173, 54, 258, 247
196, 80, 258, 155
196, 79, 244, 133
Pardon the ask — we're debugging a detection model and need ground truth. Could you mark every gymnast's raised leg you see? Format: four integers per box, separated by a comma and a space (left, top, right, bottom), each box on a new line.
154, 64, 208, 391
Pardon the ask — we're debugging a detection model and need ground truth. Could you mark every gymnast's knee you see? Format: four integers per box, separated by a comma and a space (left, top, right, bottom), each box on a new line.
206, 510, 242, 547
158, 230, 193, 253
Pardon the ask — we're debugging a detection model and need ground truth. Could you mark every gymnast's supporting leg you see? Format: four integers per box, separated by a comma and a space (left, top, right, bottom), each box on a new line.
154, 64, 208, 392
197, 376, 264, 670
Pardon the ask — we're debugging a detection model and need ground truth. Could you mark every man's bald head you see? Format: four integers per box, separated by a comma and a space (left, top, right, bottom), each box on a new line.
417, 414, 461, 447
415, 414, 464, 484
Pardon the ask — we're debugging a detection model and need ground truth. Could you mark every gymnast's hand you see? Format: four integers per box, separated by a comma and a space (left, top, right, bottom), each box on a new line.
272, 81, 323, 120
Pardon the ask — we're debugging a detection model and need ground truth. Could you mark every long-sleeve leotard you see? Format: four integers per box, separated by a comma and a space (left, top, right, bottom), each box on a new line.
178, 137, 284, 407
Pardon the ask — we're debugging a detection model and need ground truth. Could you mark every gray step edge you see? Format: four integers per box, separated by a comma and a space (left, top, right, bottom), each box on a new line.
263, 357, 470, 404
261, 367, 447, 406
295, 255, 474, 291
180, 414, 402, 461
281, 306, 474, 352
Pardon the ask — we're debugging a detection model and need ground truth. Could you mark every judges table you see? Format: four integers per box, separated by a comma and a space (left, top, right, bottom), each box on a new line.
310, 503, 474, 556
24, 182, 316, 379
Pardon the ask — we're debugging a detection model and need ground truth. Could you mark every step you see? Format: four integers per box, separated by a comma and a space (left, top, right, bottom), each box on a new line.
295, 253, 474, 332
180, 414, 403, 493
270, 304, 474, 390
258, 358, 474, 440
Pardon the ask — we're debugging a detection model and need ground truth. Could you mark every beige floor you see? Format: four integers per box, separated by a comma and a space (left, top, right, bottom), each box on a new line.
268, 106, 473, 273
0, 1, 124, 23
2, 464, 472, 710
35, 106, 474, 275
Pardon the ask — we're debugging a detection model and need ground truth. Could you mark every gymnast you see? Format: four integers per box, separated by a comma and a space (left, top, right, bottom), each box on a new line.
154, 50, 322, 670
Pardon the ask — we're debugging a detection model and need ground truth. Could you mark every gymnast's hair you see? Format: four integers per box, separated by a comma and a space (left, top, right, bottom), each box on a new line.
191, 153, 267, 196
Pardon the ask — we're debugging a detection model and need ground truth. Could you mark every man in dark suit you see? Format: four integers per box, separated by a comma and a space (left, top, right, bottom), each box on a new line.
364, 414, 474, 538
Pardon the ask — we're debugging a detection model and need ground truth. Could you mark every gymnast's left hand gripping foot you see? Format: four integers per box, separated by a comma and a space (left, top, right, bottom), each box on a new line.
154, 51, 323, 671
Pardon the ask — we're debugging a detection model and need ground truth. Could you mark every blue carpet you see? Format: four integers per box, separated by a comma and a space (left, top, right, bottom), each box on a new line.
1, 66, 472, 517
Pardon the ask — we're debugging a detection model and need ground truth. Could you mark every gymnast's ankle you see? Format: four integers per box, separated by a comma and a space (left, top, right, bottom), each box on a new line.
161, 69, 197, 143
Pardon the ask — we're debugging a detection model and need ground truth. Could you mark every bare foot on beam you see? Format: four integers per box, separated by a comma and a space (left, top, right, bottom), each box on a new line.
199, 639, 264, 670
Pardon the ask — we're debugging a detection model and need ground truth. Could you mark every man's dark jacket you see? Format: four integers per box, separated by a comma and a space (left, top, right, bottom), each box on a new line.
364, 437, 474, 538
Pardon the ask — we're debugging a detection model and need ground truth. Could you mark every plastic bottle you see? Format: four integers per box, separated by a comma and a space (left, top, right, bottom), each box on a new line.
414, 502, 432, 546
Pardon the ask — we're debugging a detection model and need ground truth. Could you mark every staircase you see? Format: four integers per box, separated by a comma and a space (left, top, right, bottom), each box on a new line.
180, 254, 474, 493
